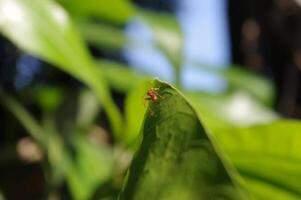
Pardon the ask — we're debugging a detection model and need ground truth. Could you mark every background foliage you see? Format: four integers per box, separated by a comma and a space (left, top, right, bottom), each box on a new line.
0, 0, 300, 199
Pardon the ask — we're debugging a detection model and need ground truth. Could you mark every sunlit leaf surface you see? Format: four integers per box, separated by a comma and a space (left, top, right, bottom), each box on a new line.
57, 0, 136, 24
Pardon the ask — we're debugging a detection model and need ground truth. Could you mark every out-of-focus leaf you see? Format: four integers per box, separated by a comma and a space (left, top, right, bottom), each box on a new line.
66, 135, 114, 200
140, 11, 183, 85
224, 67, 275, 106
191, 63, 275, 106
76, 89, 100, 128
44, 118, 114, 200
0, 92, 67, 188
0, 0, 122, 138
0, 190, 5, 200
79, 23, 127, 50
0, 91, 46, 146
57, 0, 136, 24
0, 91, 113, 200
242, 177, 300, 200
45, 123, 69, 187
124, 80, 149, 147
187, 91, 278, 129
34, 86, 64, 113
213, 120, 301, 200
98, 59, 149, 92
119, 80, 249, 200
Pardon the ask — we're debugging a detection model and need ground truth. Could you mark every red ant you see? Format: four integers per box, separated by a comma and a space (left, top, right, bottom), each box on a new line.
145, 87, 160, 102
144, 87, 163, 115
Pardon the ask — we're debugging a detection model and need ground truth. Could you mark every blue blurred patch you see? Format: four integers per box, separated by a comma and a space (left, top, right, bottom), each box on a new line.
124, 0, 230, 92
15, 54, 41, 90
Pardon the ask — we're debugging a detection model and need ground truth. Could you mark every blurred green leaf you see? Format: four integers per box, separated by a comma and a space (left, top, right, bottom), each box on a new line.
76, 89, 100, 128
44, 118, 114, 200
241, 177, 300, 200
34, 86, 64, 113
45, 122, 69, 187
57, 0, 136, 24
80, 22, 127, 51
0, 92, 113, 200
124, 80, 149, 147
191, 63, 275, 106
0, 0, 122, 138
0, 91, 46, 146
0, 92, 68, 188
224, 67, 275, 106
0, 190, 5, 200
140, 11, 183, 85
98, 59, 149, 92
213, 120, 301, 200
66, 135, 114, 200
187, 91, 278, 129
119, 80, 249, 200
0, 92, 67, 189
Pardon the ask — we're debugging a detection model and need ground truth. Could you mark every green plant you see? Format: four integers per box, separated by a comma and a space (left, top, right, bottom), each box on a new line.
0, 0, 300, 199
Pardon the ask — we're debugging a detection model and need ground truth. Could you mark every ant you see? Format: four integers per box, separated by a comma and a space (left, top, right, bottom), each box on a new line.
144, 87, 163, 115
144, 87, 164, 102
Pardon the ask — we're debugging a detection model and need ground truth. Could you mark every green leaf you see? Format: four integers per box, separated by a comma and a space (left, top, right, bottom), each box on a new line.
57, 0, 136, 24
0, 190, 5, 200
190, 63, 275, 106
79, 22, 127, 51
0, 0, 122, 138
124, 80, 149, 147
224, 67, 275, 106
98, 59, 150, 92
140, 11, 183, 86
66, 135, 114, 200
0, 91, 113, 200
76, 89, 100, 128
34, 86, 64, 113
119, 80, 249, 200
187, 91, 278, 128
43, 117, 114, 200
0, 91, 46, 146
213, 120, 301, 200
